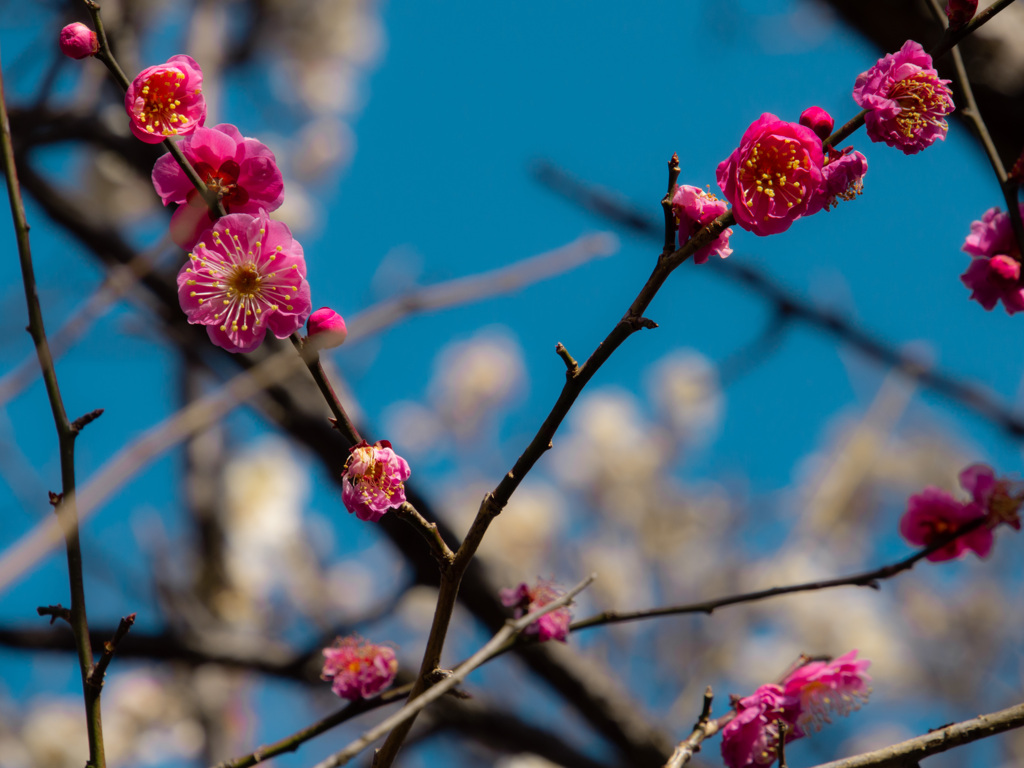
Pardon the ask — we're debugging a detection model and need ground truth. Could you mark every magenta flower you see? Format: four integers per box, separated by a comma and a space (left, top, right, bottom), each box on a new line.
899, 486, 992, 561
176, 210, 311, 353
716, 113, 824, 236
853, 40, 954, 155
341, 440, 411, 522
152, 124, 285, 249
671, 185, 733, 264
59, 23, 98, 60
781, 651, 871, 732
125, 55, 206, 144
807, 148, 868, 214
946, 0, 978, 28
798, 106, 834, 141
720, 685, 801, 768
960, 204, 1024, 313
500, 580, 571, 642
321, 636, 398, 700
960, 463, 1022, 531
306, 307, 348, 348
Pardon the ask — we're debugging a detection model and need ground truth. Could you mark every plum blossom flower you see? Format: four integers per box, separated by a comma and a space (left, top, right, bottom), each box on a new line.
959, 463, 1022, 531
720, 685, 801, 768
341, 440, 411, 522
125, 55, 206, 144
853, 40, 954, 155
306, 307, 348, 348
500, 580, 571, 642
799, 106, 834, 141
321, 636, 398, 700
176, 210, 311, 353
899, 486, 992, 561
946, 0, 978, 28
671, 185, 733, 263
781, 651, 871, 732
960, 204, 1024, 313
152, 124, 284, 249
716, 113, 824, 236
807, 148, 868, 214
59, 23, 98, 60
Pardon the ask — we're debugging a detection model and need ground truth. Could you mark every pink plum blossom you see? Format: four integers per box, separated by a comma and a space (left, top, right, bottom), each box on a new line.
321, 636, 398, 700
500, 580, 571, 642
152, 124, 284, 249
341, 440, 411, 522
59, 23, 98, 60
716, 113, 824, 236
798, 106, 834, 141
899, 486, 992, 561
125, 55, 206, 144
671, 185, 733, 264
720, 685, 801, 768
959, 463, 1022, 531
176, 210, 311, 353
781, 651, 871, 732
960, 204, 1024, 313
306, 307, 348, 348
946, 0, 978, 28
853, 40, 954, 155
807, 148, 868, 214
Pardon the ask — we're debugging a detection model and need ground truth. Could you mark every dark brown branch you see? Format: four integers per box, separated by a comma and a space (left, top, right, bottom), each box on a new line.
663, 687, 716, 768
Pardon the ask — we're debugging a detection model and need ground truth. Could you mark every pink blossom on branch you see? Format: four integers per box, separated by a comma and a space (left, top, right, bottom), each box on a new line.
500, 580, 572, 642
798, 106, 834, 141
807, 148, 868, 214
853, 40, 954, 155
321, 636, 398, 700
960, 463, 1023, 531
716, 113, 824, 237
59, 23, 98, 60
176, 210, 311, 353
781, 650, 871, 732
341, 440, 411, 522
125, 54, 206, 144
306, 307, 348, 348
960, 204, 1024, 313
152, 124, 285, 249
671, 185, 733, 263
899, 486, 992, 561
720, 685, 801, 768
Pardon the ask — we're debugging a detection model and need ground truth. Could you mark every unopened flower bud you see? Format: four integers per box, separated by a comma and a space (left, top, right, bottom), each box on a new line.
799, 106, 834, 141
59, 23, 98, 60
306, 307, 348, 348
945, 0, 978, 29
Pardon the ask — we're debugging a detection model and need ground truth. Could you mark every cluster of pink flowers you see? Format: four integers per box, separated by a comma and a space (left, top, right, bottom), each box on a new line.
960, 204, 1024, 313
900, 464, 1021, 561
500, 580, 572, 642
321, 636, 398, 700
721, 651, 871, 768
341, 441, 412, 522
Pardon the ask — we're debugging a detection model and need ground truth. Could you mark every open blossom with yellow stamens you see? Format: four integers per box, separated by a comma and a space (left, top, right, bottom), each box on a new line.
321, 636, 398, 700
341, 441, 411, 522
125, 54, 206, 144
176, 210, 311, 353
716, 113, 825, 236
853, 40, 954, 155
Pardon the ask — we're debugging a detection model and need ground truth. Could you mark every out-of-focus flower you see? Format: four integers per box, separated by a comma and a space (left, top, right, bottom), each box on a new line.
59, 23, 98, 59
716, 113, 824, 236
125, 55, 206, 144
899, 486, 992, 561
500, 580, 571, 642
945, 0, 978, 28
852, 40, 954, 155
306, 306, 348, 348
176, 210, 311, 353
798, 106, 834, 141
648, 349, 723, 441
959, 463, 1023, 530
960, 205, 1024, 313
341, 440, 410, 522
720, 685, 801, 768
321, 636, 398, 700
781, 650, 872, 732
671, 185, 733, 263
808, 149, 868, 213
152, 124, 285, 249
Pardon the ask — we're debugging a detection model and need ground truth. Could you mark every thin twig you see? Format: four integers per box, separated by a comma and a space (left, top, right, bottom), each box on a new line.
290, 334, 362, 445
393, 502, 455, 567
86, 612, 136, 688
661, 152, 681, 255
663, 687, 716, 768
555, 342, 579, 377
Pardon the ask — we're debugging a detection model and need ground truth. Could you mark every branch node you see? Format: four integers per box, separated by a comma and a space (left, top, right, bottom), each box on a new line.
48, 490, 63, 507
37, 604, 72, 624
70, 408, 105, 434
555, 342, 579, 377
87, 611, 136, 689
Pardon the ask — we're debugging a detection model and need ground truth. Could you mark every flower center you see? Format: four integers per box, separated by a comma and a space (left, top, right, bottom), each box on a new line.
135, 69, 190, 136
229, 264, 262, 298
888, 72, 949, 137
739, 138, 809, 210
194, 160, 249, 208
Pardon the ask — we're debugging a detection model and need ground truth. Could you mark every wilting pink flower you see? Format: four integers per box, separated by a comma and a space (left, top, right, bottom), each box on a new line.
321, 636, 398, 700
306, 307, 348, 348
152, 124, 284, 249
960, 463, 1022, 531
782, 651, 871, 732
176, 210, 311, 353
960, 205, 1024, 313
720, 685, 801, 768
671, 185, 733, 264
500, 580, 571, 642
799, 106, 834, 141
341, 441, 411, 522
125, 54, 206, 144
899, 486, 992, 561
853, 40, 954, 155
716, 113, 824, 236
946, 0, 978, 28
59, 23, 98, 60
807, 148, 868, 214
